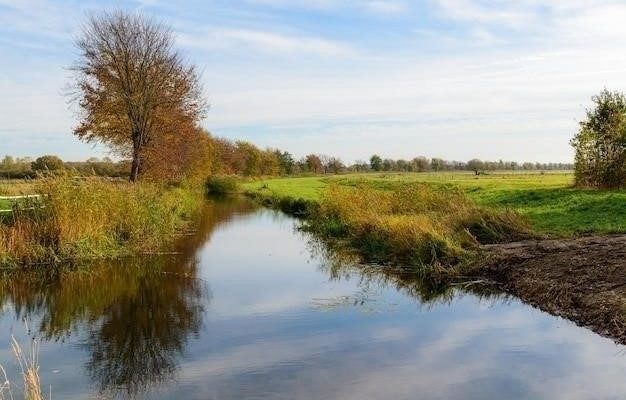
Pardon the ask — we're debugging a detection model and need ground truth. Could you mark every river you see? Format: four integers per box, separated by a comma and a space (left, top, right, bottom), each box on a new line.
1, 198, 625, 399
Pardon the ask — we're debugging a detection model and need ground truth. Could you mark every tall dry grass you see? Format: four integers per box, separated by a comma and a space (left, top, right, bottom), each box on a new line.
0, 337, 46, 400
0, 177, 203, 267
309, 183, 533, 268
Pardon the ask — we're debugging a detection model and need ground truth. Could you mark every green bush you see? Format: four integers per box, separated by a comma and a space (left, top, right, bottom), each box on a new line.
205, 175, 240, 195
572, 89, 626, 188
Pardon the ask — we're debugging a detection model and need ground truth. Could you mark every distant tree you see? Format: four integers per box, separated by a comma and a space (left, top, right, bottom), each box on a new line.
370, 155, 383, 171
69, 11, 207, 182
305, 154, 324, 174
1, 156, 14, 168
235, 141, 262, 176
382, 159, 395, 171
32, 155, 64, 172
319, 155, 331, 174
467, 159, 484, 175
411, 156, 430, 172
396, 159, 409, 172
326, 157, 345, 174
571, 89, 626, 188
430, 158, 446, 171
275, 151, 295, 175
259, 149, 280, 176
351, 160, 369, 172
0, 155, 34, 179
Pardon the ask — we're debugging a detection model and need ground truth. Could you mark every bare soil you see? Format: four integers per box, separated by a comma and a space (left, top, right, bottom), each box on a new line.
476, 235, 626, 344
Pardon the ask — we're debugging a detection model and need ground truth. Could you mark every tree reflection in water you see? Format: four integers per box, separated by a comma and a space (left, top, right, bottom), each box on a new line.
305, 234, 511, 307
0, 198, 258, 397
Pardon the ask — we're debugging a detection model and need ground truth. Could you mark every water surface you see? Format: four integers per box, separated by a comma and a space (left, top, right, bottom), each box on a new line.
1, 199, 626, 399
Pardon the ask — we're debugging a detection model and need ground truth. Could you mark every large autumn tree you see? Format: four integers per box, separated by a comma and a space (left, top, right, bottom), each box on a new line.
69, 11, 207, 181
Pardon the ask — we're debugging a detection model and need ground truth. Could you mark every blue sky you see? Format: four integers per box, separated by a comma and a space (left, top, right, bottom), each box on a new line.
2, 0, 626, 162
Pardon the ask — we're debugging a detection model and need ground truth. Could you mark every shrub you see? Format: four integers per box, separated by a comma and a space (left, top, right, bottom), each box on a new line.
32, 155, 64, 173
571, 89, 626, 188
205, 175, 240, 195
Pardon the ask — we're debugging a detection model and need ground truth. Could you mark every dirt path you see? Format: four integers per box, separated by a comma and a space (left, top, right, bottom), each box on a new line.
476, 235, 626, 344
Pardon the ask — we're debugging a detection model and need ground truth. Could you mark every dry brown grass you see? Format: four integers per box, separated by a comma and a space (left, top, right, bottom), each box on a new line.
0, 336, 46, 400
0, 181, 37, 197
0, 177, 203, 267
10, 337, 43, 400
309, 183, 533, 268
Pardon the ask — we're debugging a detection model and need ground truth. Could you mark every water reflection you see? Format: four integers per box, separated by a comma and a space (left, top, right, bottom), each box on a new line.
308, 237, 508, 307
0, 199, 258, 396
0, 199, 625, 399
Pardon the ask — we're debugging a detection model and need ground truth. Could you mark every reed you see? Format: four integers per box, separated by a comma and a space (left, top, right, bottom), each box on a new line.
0, 337, 46, 400
307, 183, 533, 269
0, 177, 204, 268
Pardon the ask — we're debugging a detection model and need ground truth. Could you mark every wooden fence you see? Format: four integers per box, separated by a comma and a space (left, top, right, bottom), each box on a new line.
0, 195, 42, 213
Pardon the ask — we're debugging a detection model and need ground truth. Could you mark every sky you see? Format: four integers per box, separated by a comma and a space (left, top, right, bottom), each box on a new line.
2, 0, 626, 163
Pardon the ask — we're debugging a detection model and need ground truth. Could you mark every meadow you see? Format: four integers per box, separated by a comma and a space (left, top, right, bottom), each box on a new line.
242, 171, 626, 236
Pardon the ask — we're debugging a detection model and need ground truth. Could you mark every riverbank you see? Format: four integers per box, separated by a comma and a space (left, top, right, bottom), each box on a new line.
0, 178, 205, 268
245, 179, 535, 268
243, 172, 626, 235
472, 235, 626, 344
243, 173, 626, 344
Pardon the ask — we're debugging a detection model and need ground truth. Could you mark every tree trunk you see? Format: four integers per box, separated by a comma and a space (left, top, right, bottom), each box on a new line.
130, 155, 140, 182
130, 139, 142, 182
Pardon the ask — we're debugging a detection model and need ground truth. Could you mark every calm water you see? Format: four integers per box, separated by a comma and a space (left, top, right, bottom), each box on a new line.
1, 199, 626, 399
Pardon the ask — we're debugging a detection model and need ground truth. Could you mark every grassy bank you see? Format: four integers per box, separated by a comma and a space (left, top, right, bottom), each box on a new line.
244, 176, 533, 269
242, 171, 626, 235
0, 178, 204, 268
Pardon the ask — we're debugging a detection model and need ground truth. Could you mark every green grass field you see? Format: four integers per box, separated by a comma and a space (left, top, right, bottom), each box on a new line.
243, 172, 626, 235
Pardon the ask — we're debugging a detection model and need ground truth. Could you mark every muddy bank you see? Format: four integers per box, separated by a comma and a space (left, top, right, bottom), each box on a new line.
475, 235, 626, 344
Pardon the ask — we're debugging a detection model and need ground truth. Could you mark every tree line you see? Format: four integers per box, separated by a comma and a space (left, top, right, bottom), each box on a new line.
366, 155, 571, 174
0, 149, 573, 180
0, 155, 129, 179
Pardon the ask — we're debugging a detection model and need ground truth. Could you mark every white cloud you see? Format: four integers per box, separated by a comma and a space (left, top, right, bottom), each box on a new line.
178, 27, 355, 56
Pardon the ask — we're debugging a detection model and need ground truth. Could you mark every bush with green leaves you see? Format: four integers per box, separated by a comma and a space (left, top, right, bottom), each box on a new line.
571, 89, 626, 188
